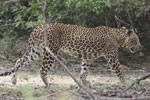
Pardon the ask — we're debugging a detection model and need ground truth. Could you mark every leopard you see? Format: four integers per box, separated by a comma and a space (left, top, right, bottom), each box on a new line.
0, 23, 142, 87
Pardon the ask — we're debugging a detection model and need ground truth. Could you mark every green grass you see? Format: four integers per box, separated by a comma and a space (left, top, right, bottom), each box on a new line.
0, 83, 61, 100
18, 85, 41, 100
0, 86, 40, 100
0, 87, 22, 95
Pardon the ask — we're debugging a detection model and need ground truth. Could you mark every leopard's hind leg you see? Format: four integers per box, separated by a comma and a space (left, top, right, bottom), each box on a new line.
8, 47, 41, 85
40, 48, 57, 87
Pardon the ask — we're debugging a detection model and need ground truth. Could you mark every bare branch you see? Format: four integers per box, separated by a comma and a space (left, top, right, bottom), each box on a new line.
42, 0, 47, 24
42, 0, 48, 47
126, 6, 134, 29
0, 23, 17, 27
114, 15, 130, 27
2, 0, 35, 6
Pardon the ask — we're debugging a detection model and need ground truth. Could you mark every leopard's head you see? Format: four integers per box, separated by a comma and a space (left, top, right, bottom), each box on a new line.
124, 29, 142, 53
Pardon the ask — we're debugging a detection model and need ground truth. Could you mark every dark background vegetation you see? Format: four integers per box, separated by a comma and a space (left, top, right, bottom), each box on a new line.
0, 0, 150, 70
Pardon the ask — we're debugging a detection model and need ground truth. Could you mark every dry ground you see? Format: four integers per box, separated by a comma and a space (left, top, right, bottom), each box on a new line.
0, 74, 120, 88
0, 72, 150, 100
0, 56, 150, 100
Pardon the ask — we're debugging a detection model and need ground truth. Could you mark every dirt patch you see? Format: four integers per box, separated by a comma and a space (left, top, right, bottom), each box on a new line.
75, 82, 150, 100
0, 74, 120, 88
0, 73, 150, 100
30, 82, 150, 100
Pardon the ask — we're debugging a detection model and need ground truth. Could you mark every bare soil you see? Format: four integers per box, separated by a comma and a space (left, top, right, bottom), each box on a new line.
0, 73, 150, 100
0, 74, 120, 88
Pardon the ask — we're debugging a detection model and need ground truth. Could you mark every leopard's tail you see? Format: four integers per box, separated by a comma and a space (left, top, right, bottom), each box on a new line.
0, 47, 41, 76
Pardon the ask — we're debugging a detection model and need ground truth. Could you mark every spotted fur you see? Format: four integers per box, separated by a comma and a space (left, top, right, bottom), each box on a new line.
0, 23, 142, 87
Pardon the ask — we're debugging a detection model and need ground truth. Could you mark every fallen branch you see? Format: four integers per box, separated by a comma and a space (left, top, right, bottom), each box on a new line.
45, 47, 97, 99
122, 72, 150, 93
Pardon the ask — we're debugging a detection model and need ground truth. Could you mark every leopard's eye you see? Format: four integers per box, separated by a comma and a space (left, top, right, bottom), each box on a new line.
127, 30, 132, 36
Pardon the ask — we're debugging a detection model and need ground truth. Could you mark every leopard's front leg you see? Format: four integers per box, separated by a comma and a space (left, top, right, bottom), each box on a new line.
104, 52, 125, 83
80, 59, 91, 87
11, 72, 17, 85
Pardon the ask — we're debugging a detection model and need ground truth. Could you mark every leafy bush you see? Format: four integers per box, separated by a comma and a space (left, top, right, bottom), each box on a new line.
0, 0, 150, 57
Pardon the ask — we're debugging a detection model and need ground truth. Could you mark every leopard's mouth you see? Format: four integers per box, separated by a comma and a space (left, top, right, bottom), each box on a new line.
129, 46, 137, 53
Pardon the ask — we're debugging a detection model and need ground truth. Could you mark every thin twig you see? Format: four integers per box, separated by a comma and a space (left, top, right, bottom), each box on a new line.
126, 4, 134, 29
114, 15, 130, 26
42, 0, 47, 24
42, 0, 47, 47
2, 0, 35, 6
0, 23, 17, 27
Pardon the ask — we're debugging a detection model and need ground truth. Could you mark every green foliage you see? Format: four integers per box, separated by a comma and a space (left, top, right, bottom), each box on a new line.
139, 52, 144, 57
0, 0, 150, 57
